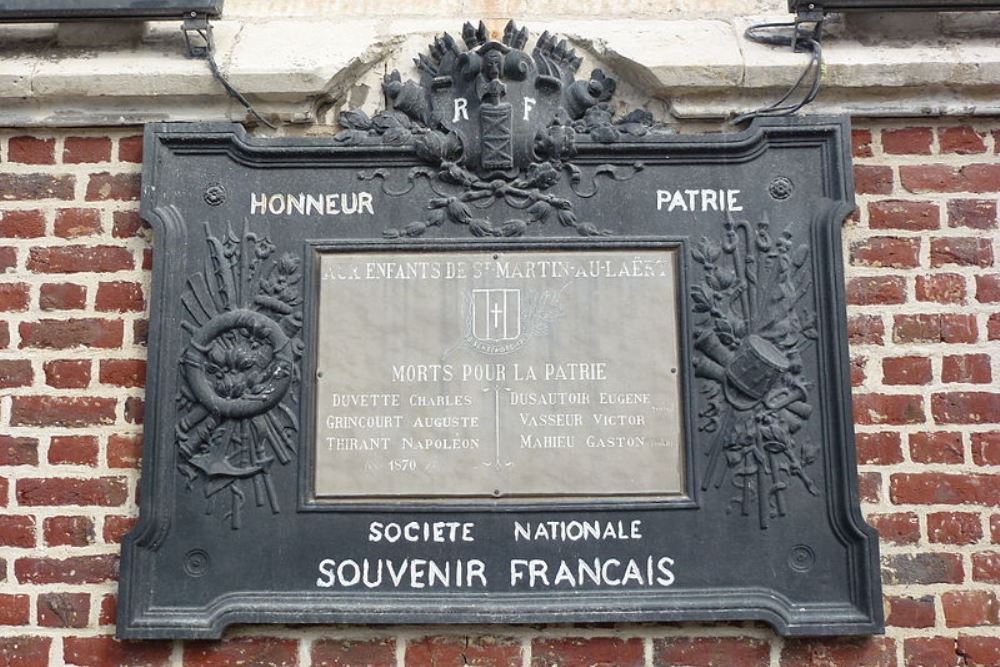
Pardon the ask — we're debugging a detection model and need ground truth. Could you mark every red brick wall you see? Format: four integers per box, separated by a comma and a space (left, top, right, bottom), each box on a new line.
0, 122, 997, 666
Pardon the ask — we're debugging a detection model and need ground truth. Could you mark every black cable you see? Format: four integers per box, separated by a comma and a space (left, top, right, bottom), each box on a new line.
192, 26, 277, 130
729, 22, 824, 126
745, 21, 800, 47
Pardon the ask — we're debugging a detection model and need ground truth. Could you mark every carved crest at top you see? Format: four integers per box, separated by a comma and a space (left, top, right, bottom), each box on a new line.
404, 20, 618, 173
337, 21, 662, 238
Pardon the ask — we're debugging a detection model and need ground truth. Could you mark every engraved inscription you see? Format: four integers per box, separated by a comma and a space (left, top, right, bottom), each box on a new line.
313, 249, 684, 499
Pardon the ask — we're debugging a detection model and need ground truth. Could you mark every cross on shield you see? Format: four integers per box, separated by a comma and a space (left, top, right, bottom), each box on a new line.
472, 288, 521, 342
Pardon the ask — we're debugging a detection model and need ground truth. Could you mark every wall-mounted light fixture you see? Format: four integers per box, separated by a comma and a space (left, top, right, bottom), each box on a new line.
0, 0, 272, 128
0, 0, 222, 21
789, 0, 1000, 12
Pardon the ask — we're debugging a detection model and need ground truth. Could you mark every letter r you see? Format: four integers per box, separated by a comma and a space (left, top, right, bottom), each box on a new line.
453, 98, 469, 122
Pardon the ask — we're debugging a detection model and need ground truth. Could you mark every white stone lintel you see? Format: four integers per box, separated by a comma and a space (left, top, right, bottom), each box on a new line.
1, 16, 1000, 126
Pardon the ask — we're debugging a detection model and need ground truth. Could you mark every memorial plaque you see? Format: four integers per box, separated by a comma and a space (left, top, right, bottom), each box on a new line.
314, 249, 684, 499
118, 20, 883, 639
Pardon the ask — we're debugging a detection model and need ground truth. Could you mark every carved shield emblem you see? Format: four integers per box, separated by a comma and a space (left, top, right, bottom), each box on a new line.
472, 288, 521, 342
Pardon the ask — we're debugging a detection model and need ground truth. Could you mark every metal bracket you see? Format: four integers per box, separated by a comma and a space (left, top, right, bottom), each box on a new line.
182, 13, 213, 59
792, 3, 824, 52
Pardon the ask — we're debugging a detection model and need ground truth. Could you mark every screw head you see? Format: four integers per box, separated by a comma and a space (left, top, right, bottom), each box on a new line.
183, 549, 210, 577
788, 544, 816, 572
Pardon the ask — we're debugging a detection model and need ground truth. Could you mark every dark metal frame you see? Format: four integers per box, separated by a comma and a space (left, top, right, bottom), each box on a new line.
0, 0, 222, 21
118, 117, 882, 640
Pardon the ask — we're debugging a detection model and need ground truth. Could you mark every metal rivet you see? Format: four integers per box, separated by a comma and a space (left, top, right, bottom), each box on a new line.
183, 549, 210, 577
